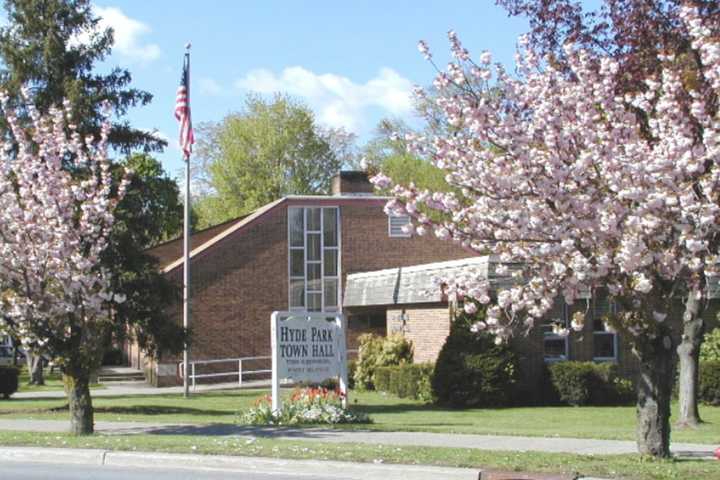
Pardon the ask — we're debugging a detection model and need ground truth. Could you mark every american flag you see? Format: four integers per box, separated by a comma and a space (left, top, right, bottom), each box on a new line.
175, 52, 194, 160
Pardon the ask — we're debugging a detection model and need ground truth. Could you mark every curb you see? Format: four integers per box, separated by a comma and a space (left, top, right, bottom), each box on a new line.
0, 446, 482, 480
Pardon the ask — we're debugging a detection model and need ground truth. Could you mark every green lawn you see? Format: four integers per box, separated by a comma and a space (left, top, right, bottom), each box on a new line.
0, 430, 718, 480
15, 367, 103, 393
1, 388, 719, 445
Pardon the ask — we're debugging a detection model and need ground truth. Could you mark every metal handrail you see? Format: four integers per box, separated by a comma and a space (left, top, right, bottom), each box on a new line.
178, 356, 271, 389
178, 350, 359, 389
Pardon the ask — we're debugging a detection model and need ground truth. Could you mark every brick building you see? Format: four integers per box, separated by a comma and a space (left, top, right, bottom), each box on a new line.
133, 171, 718, 387
136, 172, 471, 385
344, 255, 720, 388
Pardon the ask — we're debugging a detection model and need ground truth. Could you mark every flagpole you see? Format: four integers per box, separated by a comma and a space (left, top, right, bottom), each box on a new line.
182, 43, 191, 399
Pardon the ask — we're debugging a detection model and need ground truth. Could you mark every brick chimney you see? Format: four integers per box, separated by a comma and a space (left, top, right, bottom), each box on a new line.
331, 171, 375, 196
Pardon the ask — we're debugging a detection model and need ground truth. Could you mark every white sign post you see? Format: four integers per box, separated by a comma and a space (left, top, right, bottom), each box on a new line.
271, 311, 348, 412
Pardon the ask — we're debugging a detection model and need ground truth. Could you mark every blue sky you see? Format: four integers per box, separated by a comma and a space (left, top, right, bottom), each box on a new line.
89, 1, 532, 179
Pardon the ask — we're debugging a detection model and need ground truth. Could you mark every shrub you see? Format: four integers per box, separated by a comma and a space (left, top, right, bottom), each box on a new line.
549, 361, 634, 406
701, 328, 720, 362
432, 325, 518, 408
374, 366, 392, 392
549, 362, 600, 406
699, 361, 720, 406
353, 333, 413, 390
239, 387, 370, 425
374, 363, 434, 401
397, 363, 433, 401
347, 360, 357, 389
0, 367, 19, 399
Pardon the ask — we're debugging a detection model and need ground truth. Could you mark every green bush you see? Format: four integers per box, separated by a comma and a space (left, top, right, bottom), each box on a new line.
0, 367, 19, 399
374, 366, 392, 392
699, 361, 720, 405
701, 328, 720, 362
374, 363, 433, 401
432, 326, 518, 408
353, 333, 413, 390
347, 360, 357, 389
549, 362, 600, 406
549, 361, 634, 406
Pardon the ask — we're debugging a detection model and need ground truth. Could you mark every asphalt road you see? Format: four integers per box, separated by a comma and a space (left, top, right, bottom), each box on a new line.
3, 461, 352, 480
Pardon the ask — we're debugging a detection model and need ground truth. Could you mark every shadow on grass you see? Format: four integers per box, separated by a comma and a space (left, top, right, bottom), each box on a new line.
350, 403, 449, 415
94, 405, 235, 417
133, 424, 373, 438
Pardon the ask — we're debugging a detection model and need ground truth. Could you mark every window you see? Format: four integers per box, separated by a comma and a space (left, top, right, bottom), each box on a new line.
592, 296, 618, 361
388, 214, 411, 237
541, 299, 569, 362
349, 310, 386, 330
288, 206, 340, 312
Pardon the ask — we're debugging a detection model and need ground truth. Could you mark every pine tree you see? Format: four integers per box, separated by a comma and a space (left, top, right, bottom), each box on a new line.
0, 0, 185, 386
0, 0, 164, 154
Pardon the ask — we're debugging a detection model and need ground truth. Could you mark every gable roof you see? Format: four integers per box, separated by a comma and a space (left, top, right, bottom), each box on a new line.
147, 194, 389, 275
146, 215, 250, 271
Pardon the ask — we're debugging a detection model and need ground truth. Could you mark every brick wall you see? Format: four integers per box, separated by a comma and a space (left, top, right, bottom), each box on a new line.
144, 198, 472, 385
331, 172, 374, 195
386, 305, 451, 363
340, 202, 472, 277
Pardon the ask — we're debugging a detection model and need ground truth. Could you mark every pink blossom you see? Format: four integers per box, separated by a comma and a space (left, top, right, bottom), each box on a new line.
378, 10, 720, 343
0, 92, 127, 355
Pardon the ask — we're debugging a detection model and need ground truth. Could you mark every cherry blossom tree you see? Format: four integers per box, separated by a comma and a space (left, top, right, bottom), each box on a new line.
0, 93, 128, 434
374, 6, 720, 457
499, 0, 720, 432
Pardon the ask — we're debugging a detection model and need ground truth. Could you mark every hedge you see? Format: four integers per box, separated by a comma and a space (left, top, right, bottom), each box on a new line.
432, 327, 518, 408
374, 363, 433, 401
353, 334, 413, 390
549, 361, 634, 406
0, 367, 19, 399
347, 360, 357, 389
699, 361, 720, 405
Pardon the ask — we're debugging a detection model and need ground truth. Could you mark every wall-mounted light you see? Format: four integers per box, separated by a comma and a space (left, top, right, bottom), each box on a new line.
398, 310, 410, 334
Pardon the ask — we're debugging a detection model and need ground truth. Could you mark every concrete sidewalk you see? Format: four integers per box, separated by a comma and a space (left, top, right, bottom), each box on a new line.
0, 419, 715, 458
0, 446, 483, 480
12, 380, 271, 399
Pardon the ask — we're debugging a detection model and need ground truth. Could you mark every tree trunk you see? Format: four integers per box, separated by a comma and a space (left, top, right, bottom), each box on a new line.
64, 372, 94, 435
26, 352, 45, 385
676, 290, 704, 428
635, 334, 675, 457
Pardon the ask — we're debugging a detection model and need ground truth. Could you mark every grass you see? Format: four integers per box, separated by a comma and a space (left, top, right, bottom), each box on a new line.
0, 430, 718, 480
15, 367, 104, 393
1, 388, 719, 445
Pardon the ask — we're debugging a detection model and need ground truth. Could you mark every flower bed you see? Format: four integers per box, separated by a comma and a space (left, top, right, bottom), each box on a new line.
239, 387, 370, 425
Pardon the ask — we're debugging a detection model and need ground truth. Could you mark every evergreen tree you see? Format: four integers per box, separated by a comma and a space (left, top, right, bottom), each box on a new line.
0, 0, 164, 154
0, 0, 185, 381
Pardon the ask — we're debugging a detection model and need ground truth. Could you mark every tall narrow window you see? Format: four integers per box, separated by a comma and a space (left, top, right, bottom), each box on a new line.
288, 206, 340, 312
592, 295, 618, 361
541, 299, 569, 362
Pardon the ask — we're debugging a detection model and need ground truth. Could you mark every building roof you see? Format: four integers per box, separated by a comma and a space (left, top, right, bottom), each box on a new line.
146, 194, 389, 275
344, 257, 720, 307
146, 215, 249, 271
343, 256, 519, 307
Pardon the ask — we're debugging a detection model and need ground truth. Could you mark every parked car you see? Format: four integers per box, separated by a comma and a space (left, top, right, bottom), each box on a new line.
0, 337, 14, 367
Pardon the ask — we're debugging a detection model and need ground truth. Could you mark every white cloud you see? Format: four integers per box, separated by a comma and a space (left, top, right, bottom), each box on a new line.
72, 5, 160, 63
198, 77, 225, 96
234, 66, 414, 132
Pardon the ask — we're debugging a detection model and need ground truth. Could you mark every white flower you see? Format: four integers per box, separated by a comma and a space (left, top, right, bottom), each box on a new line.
470, 321, 486, 332
632, 273, 653, 293
464, 302, 478, 315
570, 312, 585, 332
